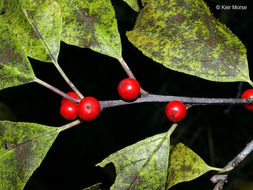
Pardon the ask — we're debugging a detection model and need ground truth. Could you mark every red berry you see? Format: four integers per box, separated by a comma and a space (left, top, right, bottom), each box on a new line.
60, 101, 78, 120
165, 100, 187, 122
241, 89, 253, 111
118, 78, 140, 101
61, 92, 79, 105
78, 97, 100, 121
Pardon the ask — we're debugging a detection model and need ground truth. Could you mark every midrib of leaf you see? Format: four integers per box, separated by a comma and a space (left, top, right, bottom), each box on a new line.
20, 3, 58, 64
0, 128, 59, 159
200, 38, 248, 80
133, 29, 249, 80
127, 132, 169, 190
74, 5, 121, 59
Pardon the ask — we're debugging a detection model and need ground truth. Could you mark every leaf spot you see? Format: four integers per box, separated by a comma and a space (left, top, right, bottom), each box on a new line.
172, 14, 185, 24
77, 8, 94, 24
180, 164, 192, 172
16, 141, 32, 160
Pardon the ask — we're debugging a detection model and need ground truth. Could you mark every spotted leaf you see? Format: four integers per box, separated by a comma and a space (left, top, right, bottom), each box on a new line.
127, 0, 251, 83
0, 18, 35, 91
167, 142, 220, 189
97, 131, 221, 190
97, 132, 170, 189
1, 0, 62, 62
0, 121, 59, 190
57, 0, 122, 59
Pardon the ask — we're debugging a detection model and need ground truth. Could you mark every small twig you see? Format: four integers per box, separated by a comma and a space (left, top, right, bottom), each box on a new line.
168, 123, 178, 136
118, 57, 148, 97
34, 78, 80, 103
210, 139, 253, 190
247, 79, 253, 88
213, 180, 226, 190
100, 94, 253, 110
54, 62, 84, 99
224, 82, 243, 114
59, 119, 83, 132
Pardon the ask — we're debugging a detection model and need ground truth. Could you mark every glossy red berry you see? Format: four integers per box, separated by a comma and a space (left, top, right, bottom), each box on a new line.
61, 92, 79, 105
241, 89, 253, 111
165, 100, 187, 122
60, 101, 78, 120
78, 97, 100, 121
118, 78, 140, 101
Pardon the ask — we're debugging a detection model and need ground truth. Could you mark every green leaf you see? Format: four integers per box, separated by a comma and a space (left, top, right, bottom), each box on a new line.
167, 142, 219, 189
2, 0, 62, 62
121, 0, 140, 12
126, 0, 251, 83
57, 0, 122, 59
97, 131, 221, 190
0, 121, 59, 190
97, 132, 170, 189
0, 18, 35, 91
83, 183, 102, 190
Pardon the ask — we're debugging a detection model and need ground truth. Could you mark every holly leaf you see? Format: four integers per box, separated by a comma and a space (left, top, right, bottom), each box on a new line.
167, 142, 219, 189
2, 0, 62, 62
57, 0, 122, 59
97, 132, 170, 189
97, 132, 221, 189
121, 0, 140, 12
0, 18, 35, 91
0, 121, 60, 190
127, 0, 251, 83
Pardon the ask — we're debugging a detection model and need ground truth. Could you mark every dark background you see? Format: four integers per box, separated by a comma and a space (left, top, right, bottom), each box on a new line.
0, 0, 253, 189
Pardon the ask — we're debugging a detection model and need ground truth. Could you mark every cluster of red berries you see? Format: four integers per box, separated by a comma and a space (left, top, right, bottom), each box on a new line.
60, 92, 100, 121
60, 78, 253, 123
60, 78, 141, 121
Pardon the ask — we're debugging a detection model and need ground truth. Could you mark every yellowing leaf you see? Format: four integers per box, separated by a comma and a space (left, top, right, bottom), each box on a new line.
127, 0, 251, 83
2, 0, 62, 62
57, 0, 122, 59
97, 131, 221, 190
0, 121, 60, 190
167, 142, 218, 189
0, 18, 35, 91
97, 132, 170, 189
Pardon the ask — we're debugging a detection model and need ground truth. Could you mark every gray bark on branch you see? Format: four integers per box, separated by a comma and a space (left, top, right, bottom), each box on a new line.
210, 139, 253, 190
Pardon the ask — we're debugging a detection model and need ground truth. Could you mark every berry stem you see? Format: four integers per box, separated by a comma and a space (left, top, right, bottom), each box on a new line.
100, 93, 253, 110
34, 78, 80, 103
118, 57, 148, 97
